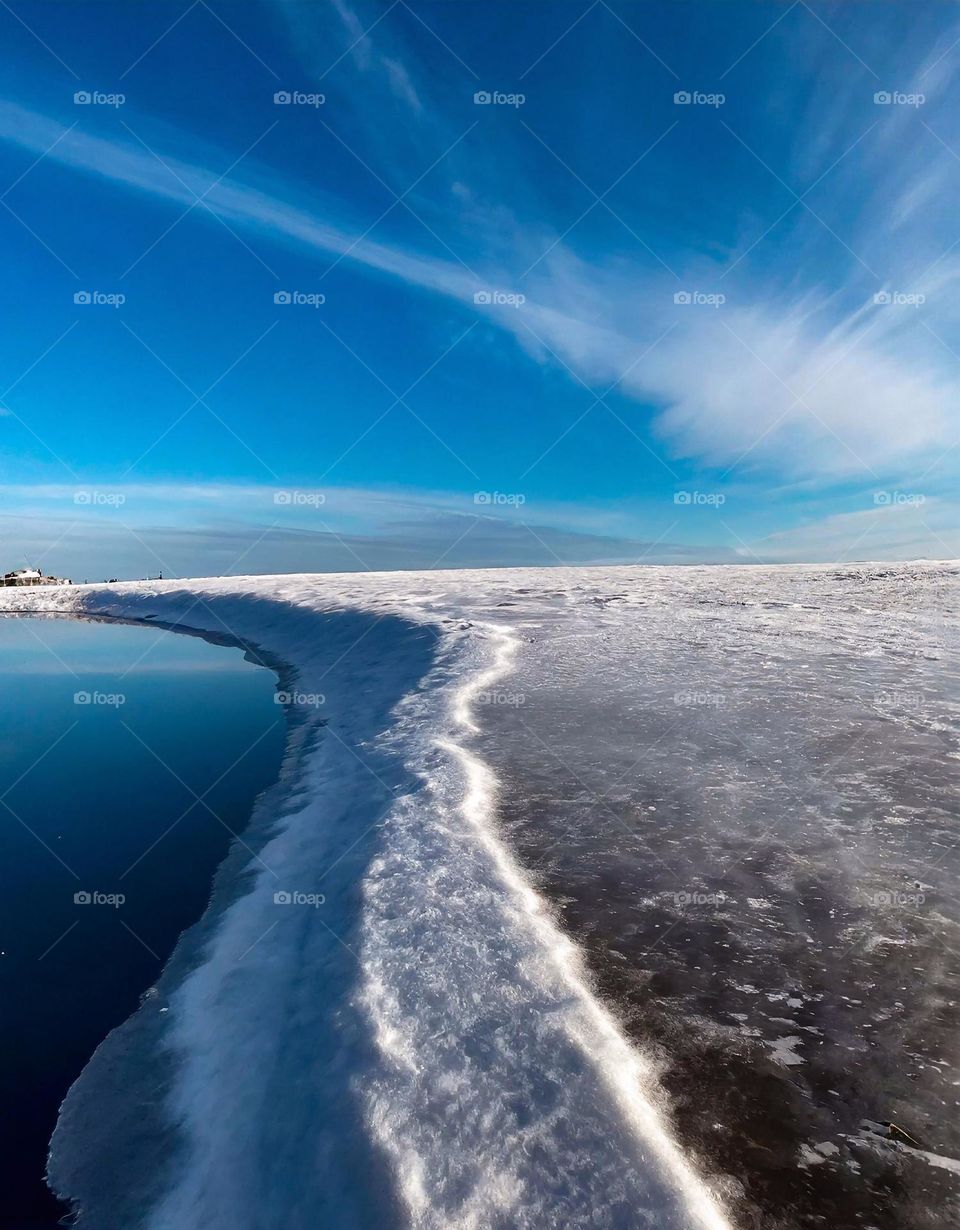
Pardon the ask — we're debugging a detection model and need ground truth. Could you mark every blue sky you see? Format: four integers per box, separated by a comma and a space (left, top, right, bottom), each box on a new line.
1, 0, 958, 577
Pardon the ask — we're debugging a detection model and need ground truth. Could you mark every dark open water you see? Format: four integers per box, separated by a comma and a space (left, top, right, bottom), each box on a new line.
0, 616, 285, 1229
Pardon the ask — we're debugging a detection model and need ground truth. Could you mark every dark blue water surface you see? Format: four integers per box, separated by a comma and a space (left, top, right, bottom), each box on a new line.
0, 617, 286, 1229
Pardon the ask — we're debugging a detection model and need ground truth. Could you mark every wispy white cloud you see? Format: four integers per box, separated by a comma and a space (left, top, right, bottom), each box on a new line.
748, 498, 960, 563
0, 100, 475, 296
0, 479, 739, 577
2, 17, 960, 490
6, 479, 957, 577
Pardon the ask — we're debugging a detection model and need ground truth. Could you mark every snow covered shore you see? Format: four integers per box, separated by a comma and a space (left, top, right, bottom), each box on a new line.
0, 573, 737, 1230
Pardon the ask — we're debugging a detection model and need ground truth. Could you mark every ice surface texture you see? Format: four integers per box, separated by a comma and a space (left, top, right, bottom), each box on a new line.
3, 560, 956, 1230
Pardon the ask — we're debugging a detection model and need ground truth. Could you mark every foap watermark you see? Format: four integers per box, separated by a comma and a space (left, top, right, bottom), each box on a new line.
476, 689, 526, 707
274, 90, 325, 107
674, 90, 725, 108
274, 290, 325, 307
74, 490, 126, 508
872, 689, 925, 712
873, 290, 925, 307
673, 889, 727, 908
275, 690, 325, 708
474, 90, 525, 108
674, 290, 725, 307
874, 90, 925, 108
74, 690, 125, 708
74, 290, 125, 307
74, 89, 125, 107
274, 489, 326, 508
673, 690, 726, 708
674, 490, 725, 506
273, 889, 326, 907
474, 289, 525, 308
74, 890, 125, 907
866, 888, 925, 909
474, 490, 526, 506
873, 490, 925, 507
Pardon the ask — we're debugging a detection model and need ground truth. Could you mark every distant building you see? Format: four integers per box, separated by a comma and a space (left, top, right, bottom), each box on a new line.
1, 567, 72, 587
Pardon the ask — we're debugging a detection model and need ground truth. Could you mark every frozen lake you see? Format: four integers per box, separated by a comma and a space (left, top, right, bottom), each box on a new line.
1, 563, 957, 1230
476, 564, 960, 1229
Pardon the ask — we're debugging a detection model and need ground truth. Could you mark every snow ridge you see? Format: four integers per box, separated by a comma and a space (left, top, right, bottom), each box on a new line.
1, 577, 733, 1229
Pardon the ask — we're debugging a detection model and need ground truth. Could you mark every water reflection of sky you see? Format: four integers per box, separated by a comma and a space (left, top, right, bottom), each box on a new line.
0, 614, 285, 1228
0, 617, 258, 675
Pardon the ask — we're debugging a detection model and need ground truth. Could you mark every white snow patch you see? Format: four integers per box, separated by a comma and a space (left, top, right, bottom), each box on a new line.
765, 1035, 805, 1067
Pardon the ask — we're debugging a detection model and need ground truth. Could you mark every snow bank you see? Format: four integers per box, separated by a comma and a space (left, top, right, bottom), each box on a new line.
0, 572, 747, 1229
